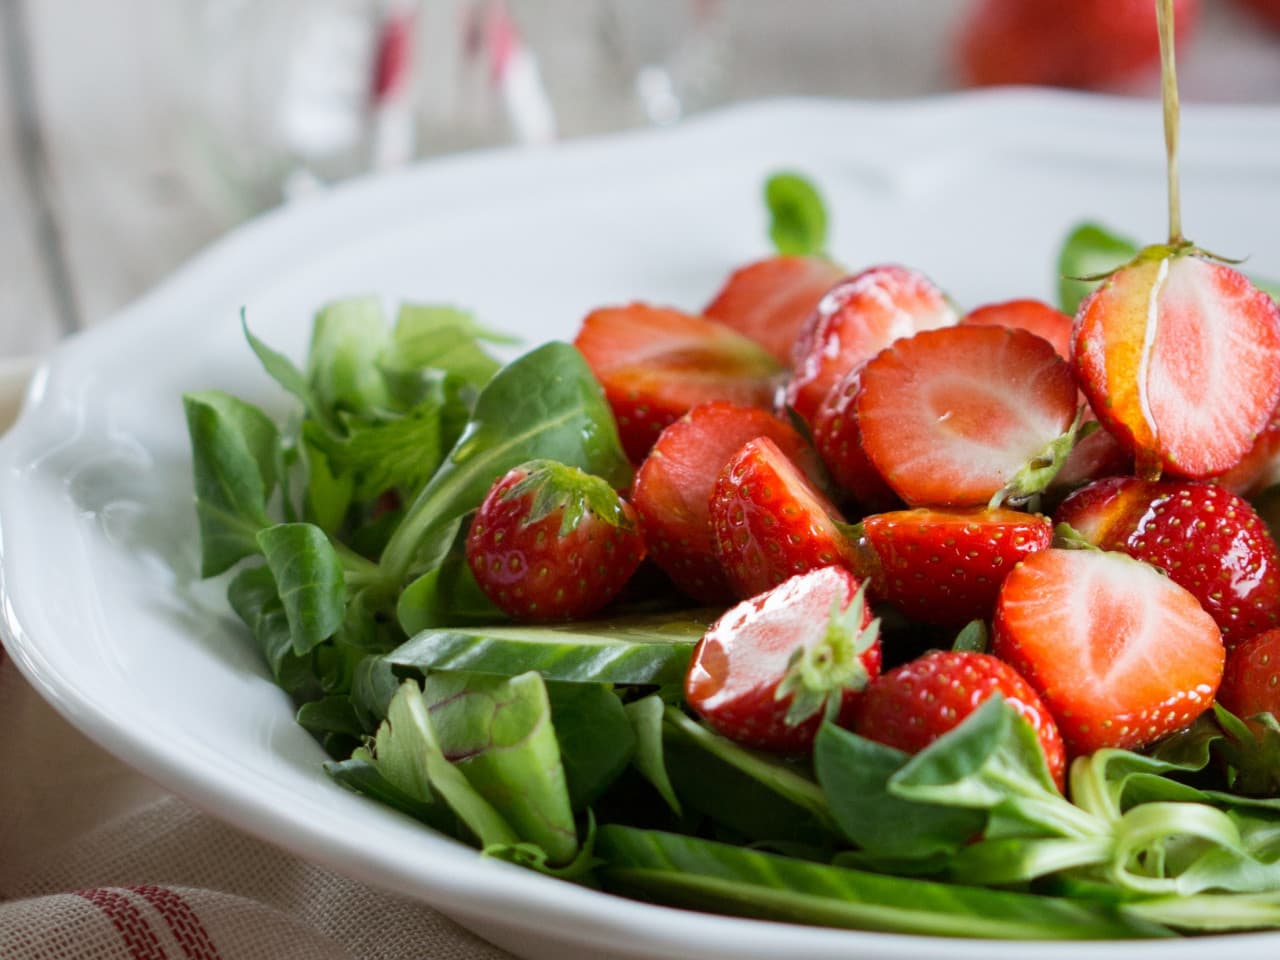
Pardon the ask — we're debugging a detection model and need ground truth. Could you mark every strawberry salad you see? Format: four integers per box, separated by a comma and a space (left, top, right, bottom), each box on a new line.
181, 165, 1280, 938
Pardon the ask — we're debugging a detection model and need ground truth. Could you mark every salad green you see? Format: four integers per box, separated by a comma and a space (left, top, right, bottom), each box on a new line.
184, 180, 1280, 940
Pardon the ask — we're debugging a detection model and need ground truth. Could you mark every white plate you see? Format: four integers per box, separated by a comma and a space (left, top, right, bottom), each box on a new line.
3, 93, 1280, 960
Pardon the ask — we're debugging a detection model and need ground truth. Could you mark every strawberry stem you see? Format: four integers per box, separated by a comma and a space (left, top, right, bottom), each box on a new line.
775, 583, 879, 728
1157, 0, 1183, 246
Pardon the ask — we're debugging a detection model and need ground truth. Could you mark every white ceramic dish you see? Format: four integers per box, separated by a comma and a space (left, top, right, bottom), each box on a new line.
3, 93, 1280, 960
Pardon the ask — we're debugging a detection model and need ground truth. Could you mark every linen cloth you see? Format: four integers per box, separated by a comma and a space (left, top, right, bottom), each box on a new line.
0, 651, 516, 960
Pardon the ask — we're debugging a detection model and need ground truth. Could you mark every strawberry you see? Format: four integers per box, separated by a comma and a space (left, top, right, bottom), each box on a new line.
811, 366, 902, 514
992, 547, 1224, 755
956, 0, 1200, 91
573, 303, 784, 462
850, 507, 1052, 626
1214, 403, 1280, 498
465, 460, 646, 621
1074, 253, 1280, 479
1214, 628, 1280, 796
960, 298, 1074, 361
853, 650, 1066, 790
785, 265, 957, 425
1235, 0, 1280, 31
685, 566, 881, 753
854, 324, 1080, 508
1054, 477, 1280, 645
710, 436, 857, 600
1218, 628, 1280, 722
703, 256, 845, 366
631, 402, 822, 604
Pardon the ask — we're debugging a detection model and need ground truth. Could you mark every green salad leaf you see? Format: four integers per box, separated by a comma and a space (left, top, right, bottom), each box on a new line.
765, 171, 828, 257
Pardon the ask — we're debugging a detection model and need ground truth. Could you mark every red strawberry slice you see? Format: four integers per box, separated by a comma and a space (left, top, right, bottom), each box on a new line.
785, 265, 957, 424
631, 401, 822, 604
811, 366, 902, 514
685, 566, 881, 753
1054, 477, 1280, 645
573, 303, 784, 462
854, 650, 1066, 789
703, 255, 845, 366
960, 298, 1074, 361
1073, 254, 1280, 479
710, 436, 857, 600
852, 507, 1052, 626
992, 547, 1224, 755
855, 325, 1079, 508
465, 460, 646, 621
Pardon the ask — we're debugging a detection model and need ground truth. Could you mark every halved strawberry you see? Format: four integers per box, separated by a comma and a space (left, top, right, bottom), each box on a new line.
1054, 477, 1280, 646
465, 460, 646, 621
960, 298, 1074, 361
685, 566, 881, 752
1215, 403, 1280, 497
631, 401, 821, 604
703, 256, 845, 366
811, 366, 902, 514
710, 436, 857, 600
855, 325, 1080, 508
1073, 252, 1280, 479
573, 303, 784, 462
785, 265, 957, 424
992, 547, 1224, 755
850, 507, 1052, 626
854, 650, 1066, 789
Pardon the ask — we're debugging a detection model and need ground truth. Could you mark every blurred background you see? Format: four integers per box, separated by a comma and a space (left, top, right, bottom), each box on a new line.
3, 0, 1279, 357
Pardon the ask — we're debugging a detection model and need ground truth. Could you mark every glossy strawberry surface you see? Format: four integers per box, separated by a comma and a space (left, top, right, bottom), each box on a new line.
703, 255, 845, 366
993, 548, 1224, 756
854, 649, 1067, 789
1055, 476, 1280, 645
573, 303, 783, 462
632, 402, 821, 604
686, 566, 880, 752
710, 436, 857, 600
785, 265, 956, 425
855, 507, 1052, 626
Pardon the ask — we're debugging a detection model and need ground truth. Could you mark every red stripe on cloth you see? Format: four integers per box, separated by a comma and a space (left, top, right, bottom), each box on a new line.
128, 886, 223, 960
74, 888, 167, 960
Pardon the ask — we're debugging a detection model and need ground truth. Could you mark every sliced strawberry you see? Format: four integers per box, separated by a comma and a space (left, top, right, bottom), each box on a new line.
1048, 415, 1132, 493
1215, 403, 1280, 497
1074, 253, 1280, 479
685, 566, 881, 753
992, 548, 1224, 755
573, 303, 784, 462
960, 298, 1074, 361
851, 507, 1052, 626
1055, 477, 1280, 646
703, 255, 845, 366
785, 265, 957, 424
465, 460, 646, 621
811, 366, 902, 514
710, 436, 857, 600
855, 325, 1079, 508
631, 402, 821, 604
854, 650, 1066, 789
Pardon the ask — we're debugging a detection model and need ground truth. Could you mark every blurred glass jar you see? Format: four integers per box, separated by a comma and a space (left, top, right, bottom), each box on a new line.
187, 0, 730, 215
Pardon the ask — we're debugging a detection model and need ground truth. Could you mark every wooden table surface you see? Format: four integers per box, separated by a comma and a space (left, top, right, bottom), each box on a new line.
3, 0, 1279, 360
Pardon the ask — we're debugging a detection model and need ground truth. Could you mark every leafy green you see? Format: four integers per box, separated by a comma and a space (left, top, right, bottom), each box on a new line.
596, 827, 1170, 939
424, 671, 578, 864
226, 564, 322, 702
387, 610, 708, 685
386, 303, 512, 391
625, 695, 681, 815
396, 541, 504, 634
324, 754, 456, 831
1056, 222, 1139, 315
183, 390, 278, 575
257, 523, 347, 656
814, 723, 983, 868
307, 297, 392, 418
378, 341, 633, 582
764, 171, 828, 257
546, 683, 635, 812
